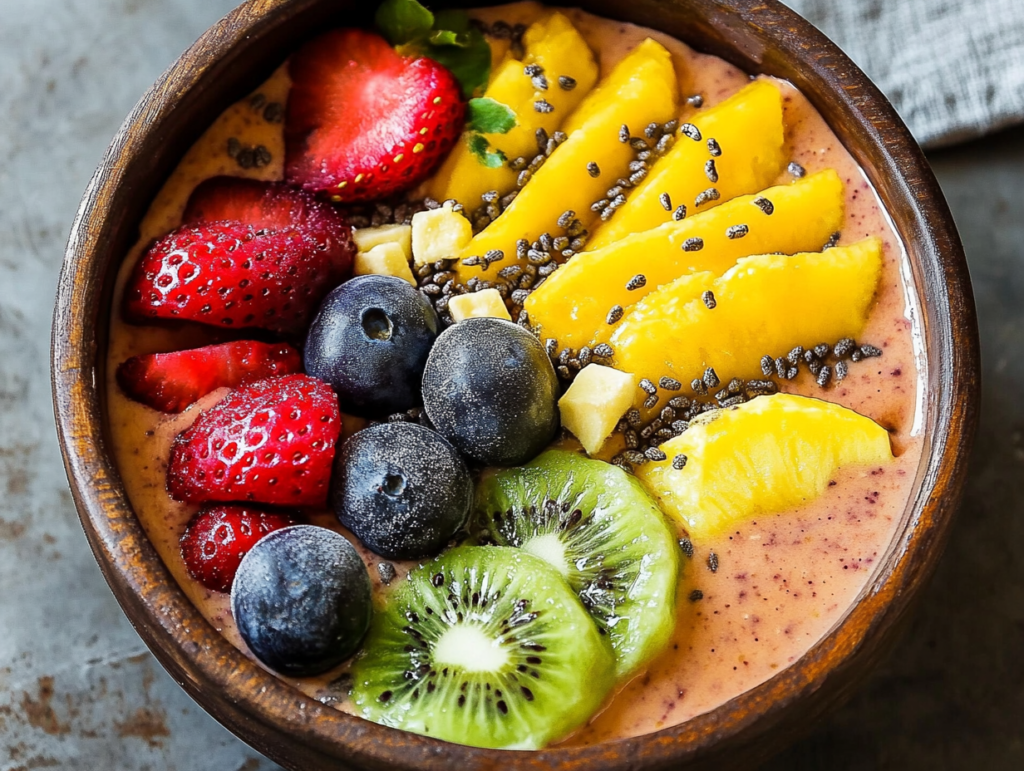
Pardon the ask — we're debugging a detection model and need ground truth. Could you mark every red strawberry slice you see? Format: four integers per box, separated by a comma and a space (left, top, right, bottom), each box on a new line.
168, 374, 340, 507
117, 340, 302, 413
180, 505, 296, 592
183, 176, 345, 245
286, 28, 465, 202
125, 179, 354, 334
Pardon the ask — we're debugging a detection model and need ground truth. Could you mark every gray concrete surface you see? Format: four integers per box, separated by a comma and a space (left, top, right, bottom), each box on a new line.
0, 0, 1020, 769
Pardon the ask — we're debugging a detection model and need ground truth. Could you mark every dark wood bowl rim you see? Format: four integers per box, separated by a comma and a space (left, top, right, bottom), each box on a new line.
52, 0, 980, 768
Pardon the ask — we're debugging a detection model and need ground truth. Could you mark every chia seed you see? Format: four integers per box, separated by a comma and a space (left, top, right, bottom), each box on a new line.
643, 393, 659, 410
593, 343, 614, 358
619, 124, 631, 143
834, 338, 856, 357
726, 224, 749, 239
558, 75, 577, 90
703, 367, 720, 388
860, 344, 883, 358
707, 137, 722, 156
680, 122, 702, 141
695, 187, 721, 208
707, 551, 719, 572
687, 94, 704, 107
705, 159, 719, 183
645, 447, 667, 462
691, 378, 707, 395
524, 63, 543, 76
679, 537, 694, 557
659, 376, 682, 391
606, 305, 624, 325
689, 589, 704, 602
626, 274, 647, 291
788, 161, 806, 178
753, 196, 774, 215
377, 562, 397, 585
531, 74, 548, 90
682, 237, 704, 252
534, 100, 554, 113
639, 378, 657, 395
836, 360, 849, 380
824, 231, 841, 249
673, 204, 687, 221
587, 161, 601, 178
659, 192, 672, 212
761, 355, 774, 376
702, 290, 717, 310
816, 365, 832, 387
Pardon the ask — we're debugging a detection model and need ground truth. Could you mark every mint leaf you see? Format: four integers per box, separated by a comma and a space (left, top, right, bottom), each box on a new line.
420, 23, 491, 98
376, 0, 435, 45
377, 3, 491, 98
468, 98, 516, 135
467, 134, 507, 168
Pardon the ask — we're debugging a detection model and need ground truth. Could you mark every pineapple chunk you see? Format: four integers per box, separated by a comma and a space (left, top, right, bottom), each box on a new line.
559, 364, 635, 455
526, 170, 845, 349
636, 393, 893, 539
411, 203, 472, 265
610, 238, 884, 385
587, 80, 786, 250
353, 242, 416, 285
353, 224, 412, 260
456, 38, 679, 282
427, 12, 599, 207
449, 288, 512, 322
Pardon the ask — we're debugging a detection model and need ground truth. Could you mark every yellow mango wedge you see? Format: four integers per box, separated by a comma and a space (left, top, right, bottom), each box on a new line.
456, 38, 679, 282
427, 12, 599, 207
609, 237, 884, 385
526, 170, 844, 349
636, 393, 894, 540
587, 79, 787, 250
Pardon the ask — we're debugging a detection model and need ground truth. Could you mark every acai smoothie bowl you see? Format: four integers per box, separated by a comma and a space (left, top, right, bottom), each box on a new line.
52, 0, 979, 768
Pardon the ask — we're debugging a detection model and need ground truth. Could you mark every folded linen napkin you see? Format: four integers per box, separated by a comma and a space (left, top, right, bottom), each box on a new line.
783, 0, 1024, 148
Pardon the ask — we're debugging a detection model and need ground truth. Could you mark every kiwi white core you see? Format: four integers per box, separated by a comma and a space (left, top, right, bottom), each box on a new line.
432, 625, 509, 672
521, 533, 570, 577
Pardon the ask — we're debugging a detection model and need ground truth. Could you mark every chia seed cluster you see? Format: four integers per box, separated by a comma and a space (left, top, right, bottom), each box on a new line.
608, 337, 885, 472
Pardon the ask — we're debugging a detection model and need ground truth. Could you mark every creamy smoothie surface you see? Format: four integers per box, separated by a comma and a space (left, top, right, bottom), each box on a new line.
105, 2, 925, 746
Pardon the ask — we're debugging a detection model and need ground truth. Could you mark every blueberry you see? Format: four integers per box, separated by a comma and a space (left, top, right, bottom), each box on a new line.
231, 525, 371, 676
332, 422, 471, 559
421, 317, 559, 466
305, 275, 440, 417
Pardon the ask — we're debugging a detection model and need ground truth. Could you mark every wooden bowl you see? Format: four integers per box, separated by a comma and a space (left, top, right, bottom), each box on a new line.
52, 0, 980, 768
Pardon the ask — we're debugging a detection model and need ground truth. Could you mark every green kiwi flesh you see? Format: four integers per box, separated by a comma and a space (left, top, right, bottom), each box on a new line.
349, 545, 615, 750
472, 448, 680, 678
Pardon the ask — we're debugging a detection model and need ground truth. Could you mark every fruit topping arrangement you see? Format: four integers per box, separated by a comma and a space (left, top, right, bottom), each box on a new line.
115, 0, 904, 750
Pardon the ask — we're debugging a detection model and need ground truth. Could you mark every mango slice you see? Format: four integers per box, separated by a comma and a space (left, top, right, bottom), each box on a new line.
587, 80, 787, 251
525, 170, 844, 349
635, 393, 893, 539
456, 38, 679, 282
427, 12, 599, 208
609, 237, 884, 385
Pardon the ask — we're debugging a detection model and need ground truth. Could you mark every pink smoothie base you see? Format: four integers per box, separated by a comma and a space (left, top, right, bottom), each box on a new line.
103, 1, 925, 747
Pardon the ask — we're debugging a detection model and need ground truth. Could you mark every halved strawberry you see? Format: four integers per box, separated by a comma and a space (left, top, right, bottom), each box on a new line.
125, 179, 354, 334
168, 374, 340, 507
285, 28, 465, 202
117, 340, 302, 413
180, 505, 296, 592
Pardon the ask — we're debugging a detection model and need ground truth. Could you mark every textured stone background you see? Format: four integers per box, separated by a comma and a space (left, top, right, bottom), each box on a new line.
1, 1, 1020, 769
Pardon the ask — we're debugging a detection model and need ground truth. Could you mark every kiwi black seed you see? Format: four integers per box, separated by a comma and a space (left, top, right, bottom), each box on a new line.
471, 449, 680, 679
349, 546, 614, 749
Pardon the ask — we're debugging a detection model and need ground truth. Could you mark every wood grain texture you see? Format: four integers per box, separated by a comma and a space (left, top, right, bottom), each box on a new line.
51, 1, 980, 769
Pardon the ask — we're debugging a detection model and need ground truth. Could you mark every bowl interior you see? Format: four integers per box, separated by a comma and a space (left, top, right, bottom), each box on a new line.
52, 1, 979, 769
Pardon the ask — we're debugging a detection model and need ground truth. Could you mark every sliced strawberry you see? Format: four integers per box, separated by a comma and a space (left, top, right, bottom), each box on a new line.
183, 176, 349, 251
117, 340, 302, 413
286, 28, 464, 202
125, 179, 354, 334
180, 505, 296, 592
168, 374, 340, 507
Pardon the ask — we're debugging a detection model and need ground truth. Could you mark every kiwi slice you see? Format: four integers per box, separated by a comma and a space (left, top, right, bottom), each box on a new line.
472, 448, 679, 678
349, 545, 615, 750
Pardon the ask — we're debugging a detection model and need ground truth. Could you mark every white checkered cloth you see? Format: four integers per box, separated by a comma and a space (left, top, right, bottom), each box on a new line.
783, 0, 1024, 148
